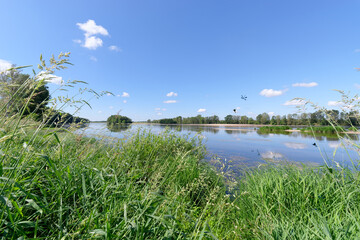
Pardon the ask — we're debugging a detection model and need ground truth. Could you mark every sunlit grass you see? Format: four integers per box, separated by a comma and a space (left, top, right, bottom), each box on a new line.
1, 56, 360, 239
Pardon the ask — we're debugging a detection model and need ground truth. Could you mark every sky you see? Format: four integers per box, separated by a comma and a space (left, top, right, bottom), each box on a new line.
1, 0, 360, 121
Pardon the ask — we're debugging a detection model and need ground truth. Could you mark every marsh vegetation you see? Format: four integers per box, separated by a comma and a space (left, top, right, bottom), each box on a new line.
1, 55, 360, 239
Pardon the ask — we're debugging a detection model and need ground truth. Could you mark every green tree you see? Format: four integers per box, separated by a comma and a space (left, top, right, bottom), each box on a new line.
0, 69, 50, 118
225, 115, 234, 124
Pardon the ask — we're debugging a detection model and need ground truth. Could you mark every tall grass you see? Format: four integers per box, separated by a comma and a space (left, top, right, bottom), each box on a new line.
1, 56, 360, 239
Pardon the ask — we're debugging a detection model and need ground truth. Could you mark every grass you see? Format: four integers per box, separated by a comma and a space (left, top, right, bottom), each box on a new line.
2, 118, 360, 239
301, 126, 346, 134
1, 57, 360, 239
258, 126, 292, 132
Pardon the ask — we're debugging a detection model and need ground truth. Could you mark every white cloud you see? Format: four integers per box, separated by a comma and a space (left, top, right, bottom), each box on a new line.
90, 56, 98, 62
76, 20, 109, 50
292, 82, 318, 87
106, 93, 112, 96
163, 100, 177, 104
328, 101, 342, 106
283, 99, 306, 106
116, 94, 121, 97
166, 92, 178, 97
36, 71, 64, 85
123, 100, 127, 104
236, 107, 241, 110
109, 106, 114, 109
83, 36, 103, 50
109, 45, 122, 52
259, 89, 286, 97
268, 112, 275, 116
197, 108, 206, 113
162, 108, 167, 111
0, 59, 12, 73
73, 39, 82, 44
97, 110, 102, 114
157, 112, 162, 116
76, 19, 109, 37
122, 92, 130, 97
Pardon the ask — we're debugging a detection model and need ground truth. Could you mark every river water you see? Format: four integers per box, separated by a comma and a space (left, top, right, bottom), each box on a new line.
77, 123, 360, 173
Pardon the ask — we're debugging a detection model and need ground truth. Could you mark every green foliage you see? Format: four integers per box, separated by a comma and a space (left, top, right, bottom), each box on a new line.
258, 126, 291, 132
0, 70, 50, 119
107, 115, 132, 125
348, 126, 358, 132
301, 126, 345, 134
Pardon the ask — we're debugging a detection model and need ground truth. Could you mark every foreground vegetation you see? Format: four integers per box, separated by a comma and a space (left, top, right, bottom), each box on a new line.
1, 120, 360, 239
1, 55, 360, 239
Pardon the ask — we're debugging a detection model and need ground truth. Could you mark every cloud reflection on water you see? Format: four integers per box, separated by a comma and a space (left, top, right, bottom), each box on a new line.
284, 142, 307, 149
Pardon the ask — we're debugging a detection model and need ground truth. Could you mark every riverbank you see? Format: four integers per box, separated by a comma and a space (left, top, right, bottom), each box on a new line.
1, 122, 360, 238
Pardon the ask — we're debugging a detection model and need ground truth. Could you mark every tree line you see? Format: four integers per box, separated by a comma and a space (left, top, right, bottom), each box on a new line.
147, 110, 359, 126
0, 68, 89, 127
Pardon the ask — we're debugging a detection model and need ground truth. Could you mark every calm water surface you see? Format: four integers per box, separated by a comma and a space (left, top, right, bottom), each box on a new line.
77, 123, 360, 172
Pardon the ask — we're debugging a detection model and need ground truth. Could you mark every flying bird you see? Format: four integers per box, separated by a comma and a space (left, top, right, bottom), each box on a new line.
241, 95, 247, 101
312, 143, 317, 147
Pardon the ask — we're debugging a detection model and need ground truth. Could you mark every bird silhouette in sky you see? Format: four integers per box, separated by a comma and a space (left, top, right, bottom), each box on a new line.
241, 95, 247, 101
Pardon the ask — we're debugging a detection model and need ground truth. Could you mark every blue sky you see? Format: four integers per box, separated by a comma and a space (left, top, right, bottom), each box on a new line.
1, 0, 360, 121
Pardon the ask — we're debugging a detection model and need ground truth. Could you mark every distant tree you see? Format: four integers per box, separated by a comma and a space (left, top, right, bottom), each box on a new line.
270, 116, 276, 125
240, 115, 248, 124
107, 115, 132, 126
260, 112, 270, 124
276, 115, 281, 125
225, 115, 234, 124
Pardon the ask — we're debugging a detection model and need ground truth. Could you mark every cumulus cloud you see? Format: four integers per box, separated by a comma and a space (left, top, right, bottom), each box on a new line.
259, 89, 286, 97
328, 101, 342, 106
83, 36, 103, 50
123, 100, 127, 104
122, 92, 130, 97
166, 92, 178, 97
268, 112, 275, 116
292, 82, 318, 87
109, 45, 122, 52
163, 100, 177, 104
0, 59, 12, 73
36, 71, 64, 85
76, 20, 109, 50
77, 19, 109, 37
283, 99, 306, 106
197, 108, 206, 113
90, 56, 98, 62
